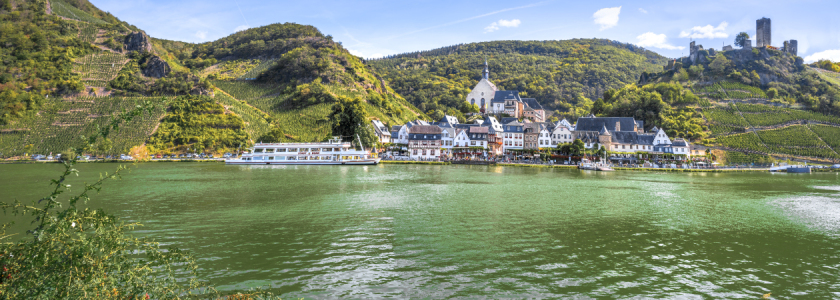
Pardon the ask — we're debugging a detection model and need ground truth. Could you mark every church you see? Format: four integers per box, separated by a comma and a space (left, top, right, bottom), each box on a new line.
465, 61, 546, 122
465, 60, 498, 113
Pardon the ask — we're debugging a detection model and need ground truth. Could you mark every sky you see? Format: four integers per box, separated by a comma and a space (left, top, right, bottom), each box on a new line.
91, 0, 840, 62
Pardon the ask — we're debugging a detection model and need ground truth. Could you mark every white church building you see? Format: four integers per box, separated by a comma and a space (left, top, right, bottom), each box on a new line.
465, 60, 499, 113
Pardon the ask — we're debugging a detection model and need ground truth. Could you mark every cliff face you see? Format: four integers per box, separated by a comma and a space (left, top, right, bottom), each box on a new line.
142, 55, 170, 78
125, 31, 154, 53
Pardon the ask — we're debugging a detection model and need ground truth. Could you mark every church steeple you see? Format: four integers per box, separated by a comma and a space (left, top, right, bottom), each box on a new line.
482, 59, 489, 80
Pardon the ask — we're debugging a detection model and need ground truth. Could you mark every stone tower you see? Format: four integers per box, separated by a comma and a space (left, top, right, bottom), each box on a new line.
598, 125, 611, 144
756, 18, 771, 48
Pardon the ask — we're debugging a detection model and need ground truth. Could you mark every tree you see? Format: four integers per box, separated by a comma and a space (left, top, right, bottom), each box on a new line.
767, 88, 778, 99
709, 55, 733, 76
735, 32, 750, 48
330, 96, 377, 148
571, 139, 585, 156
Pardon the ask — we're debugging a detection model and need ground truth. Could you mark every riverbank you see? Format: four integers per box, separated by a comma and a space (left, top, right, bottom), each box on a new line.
380, 160, 451, 165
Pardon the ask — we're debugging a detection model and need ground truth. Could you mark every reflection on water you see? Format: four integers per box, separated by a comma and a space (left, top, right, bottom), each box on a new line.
2, 164, 840, 299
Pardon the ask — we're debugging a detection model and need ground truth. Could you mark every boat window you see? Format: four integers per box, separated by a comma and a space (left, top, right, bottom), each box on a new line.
268, 157, 274, 160
287, 156, 296, 160
334, 148, 340, 152
322, 148, 331, 152
254, 149, 264, 153
265, 149, 274, 153
276, 148, 286, 152
278, 156, 286, 160
288, 148, 297, 152
254, 156, 263, 160
299, 148, 308, 152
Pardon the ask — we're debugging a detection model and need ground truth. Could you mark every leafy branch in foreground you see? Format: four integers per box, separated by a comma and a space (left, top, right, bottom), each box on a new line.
0, 100, 242, 299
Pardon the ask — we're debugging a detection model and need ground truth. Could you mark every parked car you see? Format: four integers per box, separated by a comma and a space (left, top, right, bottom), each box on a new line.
223, 153, 232, 158
208, 154, 214, 158
178, 154, 184, 158
185, 153, 193, 158
155, 154, 162, 159
832, 164, 840, 169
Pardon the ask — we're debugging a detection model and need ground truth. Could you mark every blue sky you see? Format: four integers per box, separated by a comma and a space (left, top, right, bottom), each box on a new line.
91, 0, 840, 62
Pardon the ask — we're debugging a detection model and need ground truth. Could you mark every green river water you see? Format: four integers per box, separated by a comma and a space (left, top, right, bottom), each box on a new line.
2, 163, 840, 298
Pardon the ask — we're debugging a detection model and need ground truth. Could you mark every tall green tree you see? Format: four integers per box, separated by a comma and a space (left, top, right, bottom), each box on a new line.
329, 97, 378, 148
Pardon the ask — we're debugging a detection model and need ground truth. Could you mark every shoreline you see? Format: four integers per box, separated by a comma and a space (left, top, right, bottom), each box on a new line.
3, 159, 835, 173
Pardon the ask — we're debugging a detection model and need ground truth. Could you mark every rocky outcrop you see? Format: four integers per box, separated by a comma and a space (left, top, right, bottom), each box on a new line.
124, 31, 154, 53
142, 55, 170, 78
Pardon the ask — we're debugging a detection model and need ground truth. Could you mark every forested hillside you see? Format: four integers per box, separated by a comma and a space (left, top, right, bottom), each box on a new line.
367, 39, 668, 120
0, 0, 424, 157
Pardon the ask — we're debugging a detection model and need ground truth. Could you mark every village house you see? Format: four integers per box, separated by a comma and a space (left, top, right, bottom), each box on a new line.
503, 120, 524, 151
550, 119, 574, 147
407, 125, 443, 160
371, 120, 391, 143
523, 123, 541, 150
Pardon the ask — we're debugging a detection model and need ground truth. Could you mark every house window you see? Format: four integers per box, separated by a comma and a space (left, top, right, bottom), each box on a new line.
471, 141, 476, 145
422, 149, 427, 155
413, 149, 418, 155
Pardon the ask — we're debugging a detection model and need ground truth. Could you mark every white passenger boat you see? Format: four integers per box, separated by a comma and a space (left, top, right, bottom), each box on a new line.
226, 137, 380, 165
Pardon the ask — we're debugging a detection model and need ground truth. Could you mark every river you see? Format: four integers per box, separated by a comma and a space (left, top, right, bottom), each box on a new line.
2, 163, 840, 298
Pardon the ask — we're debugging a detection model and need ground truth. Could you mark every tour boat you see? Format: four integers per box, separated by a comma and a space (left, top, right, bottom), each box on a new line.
226, 137, 380, 165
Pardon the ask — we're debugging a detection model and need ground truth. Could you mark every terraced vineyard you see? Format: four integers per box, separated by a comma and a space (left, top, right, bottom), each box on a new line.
239, 59, 277, 79
713, 132, 769, 154
756, 125, 838, 159
736, 103, 840, 126
809, 125, 840, 151
214, 90, 272, 141
0, 97, 169, 156
693, 82, 767, 100
273, 103, 334, 142
72, 52, 129, 87
702, 105, 749, 134
50, 0, 107, 24
77, 21, 98, 43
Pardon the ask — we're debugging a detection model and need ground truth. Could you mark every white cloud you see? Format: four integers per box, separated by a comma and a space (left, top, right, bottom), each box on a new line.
370, 53, 384, 59
484, 19, 521, 33
639, 8, 647, 14
195, 31, 207, 40
636, 32, 685, 50
498, 19, 521, 27
804, 49, 840, 63
348, 49, 363, 57
234, 25, 250, 32
593, 6, 621, 30
678, 22, 729, 39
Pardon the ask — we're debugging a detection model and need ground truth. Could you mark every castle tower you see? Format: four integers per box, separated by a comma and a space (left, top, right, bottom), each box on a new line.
482, 59, 489, 80
756, 18, 771, 48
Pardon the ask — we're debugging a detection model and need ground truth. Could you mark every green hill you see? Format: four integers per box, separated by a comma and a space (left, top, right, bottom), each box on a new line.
367, 39, 669, 119
604, 46, 840, 163
0, 1, 424, 157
